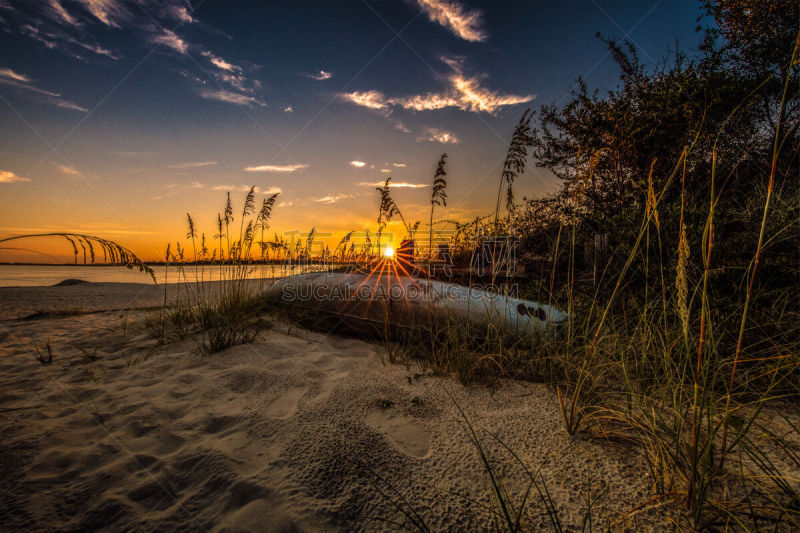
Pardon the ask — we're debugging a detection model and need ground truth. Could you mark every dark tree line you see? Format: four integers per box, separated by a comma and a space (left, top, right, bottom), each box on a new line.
515, 0, 798, 300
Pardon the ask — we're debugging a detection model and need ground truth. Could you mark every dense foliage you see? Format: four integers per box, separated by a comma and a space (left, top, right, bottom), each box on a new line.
506, 0, 799, 307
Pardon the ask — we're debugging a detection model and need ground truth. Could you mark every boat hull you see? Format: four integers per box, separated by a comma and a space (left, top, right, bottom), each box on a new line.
263, 272, 567, 339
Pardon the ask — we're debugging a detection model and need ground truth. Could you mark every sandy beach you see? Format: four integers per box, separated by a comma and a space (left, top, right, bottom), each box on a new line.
0, 281, 679, 531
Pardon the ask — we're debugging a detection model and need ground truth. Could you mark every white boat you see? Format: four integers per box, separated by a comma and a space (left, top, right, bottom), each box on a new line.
263, 271, 567, 338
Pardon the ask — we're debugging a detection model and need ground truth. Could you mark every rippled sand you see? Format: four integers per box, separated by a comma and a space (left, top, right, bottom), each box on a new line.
0, 282, 672, 531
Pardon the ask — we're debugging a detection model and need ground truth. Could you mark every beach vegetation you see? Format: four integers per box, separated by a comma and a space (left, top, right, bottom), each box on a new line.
355, 6, 800, 527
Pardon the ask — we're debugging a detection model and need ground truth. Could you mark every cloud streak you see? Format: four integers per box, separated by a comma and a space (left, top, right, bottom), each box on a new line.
349, 160, 366, 167
418, 127, 459, 144
414, 0, 487, 42
150, 28, 188, 54
53, 163, 81, 176
358, 181, 427, 188
0, 67, 87, 112
193, 49, 265, 107
166, 161, 218, 169
166, 3, 195, 24
244, 163, 308, 173
340, 58, 533, 115
201, 50, 235, 71
77, 0, 130, 28
48, 0, 79, 26
0, 67, 29, 82
3, 1, 265, 109
10, 6, 120, 61
314, 193, 354, 204
340, 90, 389, 110
211, 185, 283, 194
199, 89, 265, 107
0, 169, 31, 183
305, 69, 333, 81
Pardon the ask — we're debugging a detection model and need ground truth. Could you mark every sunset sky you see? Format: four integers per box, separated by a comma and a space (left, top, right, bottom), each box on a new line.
0, 0, 704, 262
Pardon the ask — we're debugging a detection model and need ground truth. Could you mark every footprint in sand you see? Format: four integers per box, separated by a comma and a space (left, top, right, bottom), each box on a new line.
265, 385, 306, 419
365, 408, 430, 459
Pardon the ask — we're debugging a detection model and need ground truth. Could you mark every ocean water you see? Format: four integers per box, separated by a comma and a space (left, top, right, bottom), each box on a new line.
0, 264, 326, 287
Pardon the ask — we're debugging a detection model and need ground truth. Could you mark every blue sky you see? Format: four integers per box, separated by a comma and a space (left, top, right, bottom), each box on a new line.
0, 0, 706, 260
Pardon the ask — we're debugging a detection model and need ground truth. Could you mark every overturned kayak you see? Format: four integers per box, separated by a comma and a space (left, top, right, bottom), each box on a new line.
263, 271, 567, 339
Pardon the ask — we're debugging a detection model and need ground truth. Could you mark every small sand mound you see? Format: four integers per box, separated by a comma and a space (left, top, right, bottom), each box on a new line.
53, 278, 90, 286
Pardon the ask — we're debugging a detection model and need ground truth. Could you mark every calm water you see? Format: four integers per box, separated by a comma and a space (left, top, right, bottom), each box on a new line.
0, 264, 328, 287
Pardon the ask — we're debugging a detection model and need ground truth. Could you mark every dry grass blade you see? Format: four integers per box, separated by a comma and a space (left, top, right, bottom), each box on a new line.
0, 233, 155, 281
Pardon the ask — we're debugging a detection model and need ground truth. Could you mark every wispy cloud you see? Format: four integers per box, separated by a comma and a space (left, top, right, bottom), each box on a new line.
447, 75, 533, 113
55, 100, 89, 112
77, 0, 130, 28
112, 150, 156, 157
304, 69, 333, 81
4, 1, 265, 108
393, 163, 406, 167
52, 163, 81, 176
380, 168, 391, 173
72, 40, 118, 59
211, 185, 282, 194
154, 179, 205, 198
391, 93, 459, 111
358, 181, 427, 188
349, 160, 366, 168
340, 90, 389, 110
0, 67, 29, 83
418, 127, 459, 144
0, 169, 31, 183
193, 48, 265, 106
244, 163, 308, 173
150, 27, 188, 54
0, 67, 87, 111
340, 57, 533, 115
4, 2, 122, 61
201, 50, 235, 71
283, 105, 293, 113
166, 161, 218, 169
314, 193, 354, 204
414, 0, 487, 42
47, 0, 79, 26
199, 89, 266, 107
165, 3, 195, 24
0, 68, 56, 95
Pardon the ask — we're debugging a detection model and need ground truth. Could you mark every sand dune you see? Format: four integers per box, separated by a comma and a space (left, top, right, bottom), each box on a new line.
0, 282, 673, 531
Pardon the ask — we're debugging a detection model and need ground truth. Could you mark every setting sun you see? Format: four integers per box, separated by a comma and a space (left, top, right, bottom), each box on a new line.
383, 247, 395, 258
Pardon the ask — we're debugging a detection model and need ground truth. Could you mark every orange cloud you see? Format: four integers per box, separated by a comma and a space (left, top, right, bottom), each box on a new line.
358, 181, 427, 188
150, 28, 188, 54
244, 164, 307, 173
0, 170, 31, 183
340, 90, 388, 110
414, 0, 487, 42
341, 58, 533, 115
418, 128, 459, 144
